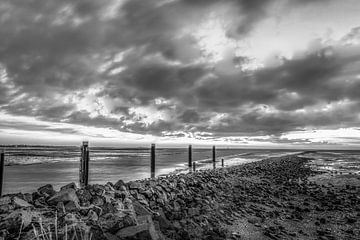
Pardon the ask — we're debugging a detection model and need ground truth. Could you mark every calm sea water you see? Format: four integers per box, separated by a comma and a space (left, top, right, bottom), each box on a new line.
2, 146, 359, 194
1, 146, 299, 194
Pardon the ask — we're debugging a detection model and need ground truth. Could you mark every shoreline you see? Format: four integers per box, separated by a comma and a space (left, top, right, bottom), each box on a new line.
0, 154, 359, 239
1, 150, 298, 194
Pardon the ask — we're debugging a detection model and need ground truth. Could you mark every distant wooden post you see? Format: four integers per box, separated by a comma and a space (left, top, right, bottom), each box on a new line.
188, 145, 192, 167
80, 141, 89, 187
193, 162, 196, 172
0, 150, 4, 196
221, 158, 224, 167
212, 145, 216, 162
151, 144, 155, 178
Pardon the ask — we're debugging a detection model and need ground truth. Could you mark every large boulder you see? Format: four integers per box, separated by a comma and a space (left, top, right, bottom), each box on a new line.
116, 215, 161, 240
37, 184, 56, 197
0, 210, 39, 232
114, 180, 127, 191
12, 197, 32, 209
60, 182, 77, 191
128, 182, 143, 190
47, 188, 79, 207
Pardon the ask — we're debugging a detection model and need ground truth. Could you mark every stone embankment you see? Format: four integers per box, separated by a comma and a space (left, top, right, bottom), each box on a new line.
0, 155, 359, 239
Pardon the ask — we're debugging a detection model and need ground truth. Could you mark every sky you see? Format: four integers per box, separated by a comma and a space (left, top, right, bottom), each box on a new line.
1, 0, 360, 148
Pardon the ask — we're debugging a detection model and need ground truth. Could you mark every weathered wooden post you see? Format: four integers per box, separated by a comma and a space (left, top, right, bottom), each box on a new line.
221, 158, 224, 167
80, 141, 89, 187
212, 145, 216, 162
151, 144, 155, 178
193, 162, 196, 172
0, 150, 4, 196
188, 145, 192, 168
85, 147, 89, 186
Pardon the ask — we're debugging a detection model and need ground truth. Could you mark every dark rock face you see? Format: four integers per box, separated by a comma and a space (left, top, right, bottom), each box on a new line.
37, 184, 56, 197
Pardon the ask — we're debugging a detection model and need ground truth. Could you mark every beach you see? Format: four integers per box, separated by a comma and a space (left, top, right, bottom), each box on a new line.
0, 153, 359, 239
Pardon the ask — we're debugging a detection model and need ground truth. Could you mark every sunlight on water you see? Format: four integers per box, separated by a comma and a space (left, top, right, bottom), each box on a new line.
4, 146, 358, 194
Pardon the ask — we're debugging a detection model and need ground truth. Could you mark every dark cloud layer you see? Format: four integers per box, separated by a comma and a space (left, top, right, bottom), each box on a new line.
0, 0, 359, 142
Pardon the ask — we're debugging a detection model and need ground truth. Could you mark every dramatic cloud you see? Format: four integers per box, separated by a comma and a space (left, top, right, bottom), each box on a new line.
1, 0, 360, 147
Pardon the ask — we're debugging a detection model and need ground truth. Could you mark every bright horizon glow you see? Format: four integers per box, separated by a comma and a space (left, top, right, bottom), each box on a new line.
0, 112, 359, 149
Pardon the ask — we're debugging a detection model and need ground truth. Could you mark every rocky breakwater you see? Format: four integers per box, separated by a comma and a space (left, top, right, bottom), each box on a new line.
0, 159, 240, 239
0, 154, 359, 240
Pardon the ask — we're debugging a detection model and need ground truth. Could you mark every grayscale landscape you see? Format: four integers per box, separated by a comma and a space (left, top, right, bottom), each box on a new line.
0, 0, 359, 239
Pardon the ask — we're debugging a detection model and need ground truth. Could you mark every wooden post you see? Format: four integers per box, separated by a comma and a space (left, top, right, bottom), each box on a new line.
221, 158, 224, 167
80, 141, 89, 187
0, 150, 4, 196
212, 145, 216, 162
188, 145, 192, 168
151, 144, 155, 178
193, 162, 196, 172
85, 147, 89, 186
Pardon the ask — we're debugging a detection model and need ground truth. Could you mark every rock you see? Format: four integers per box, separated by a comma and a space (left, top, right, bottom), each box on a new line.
37, 184, 56, 197
87, 210, 99, 222
61, 182, 77, 191
91, 196, 105, 206
154, 210, 174, 231
13, 197, 32, 209
138, 198, 149, 207
123, 198, 133, 210
48, 188, 79, 206
319, 217, 326, 224
0, 210, 38, 232
0, 196, 11, 206
77, 189, 92, 206
101, 202, 118, 215
347, 216, 357, 224
188, 207, 200, 217
89, 184, 106, 196
104, 194, 114, 204
116, 215, 160, 240
114, 180, 126, 190
133, 201, 152, 216
23, 193, 33, 203
173, 201, 181, 212
128, 182, 143, 190
248, 216, 262, 224
64, 200, 80, 212
123, 214, 137, 228
98, 212, 127, 233
33, 197, 47, 208
139, 189, 153, 198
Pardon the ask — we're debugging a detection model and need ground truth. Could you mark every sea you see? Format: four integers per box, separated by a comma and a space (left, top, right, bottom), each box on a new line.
1, 146, 359, 194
